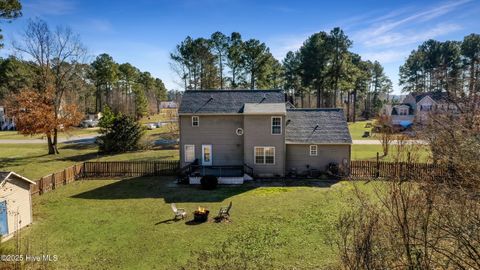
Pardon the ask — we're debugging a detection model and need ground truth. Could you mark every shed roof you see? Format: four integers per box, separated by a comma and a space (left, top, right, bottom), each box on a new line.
178, 90, 285, 114
0, 172, 36, 185
285, 109, 352, 144
243, 103, 286, 115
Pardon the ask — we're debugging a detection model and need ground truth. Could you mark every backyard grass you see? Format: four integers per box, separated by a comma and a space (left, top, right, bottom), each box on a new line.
0, 128, 100, 140
351, 144, 431, 162
0, 143, 179, 179
2, 178, 374, 269
348, 120, 375, 140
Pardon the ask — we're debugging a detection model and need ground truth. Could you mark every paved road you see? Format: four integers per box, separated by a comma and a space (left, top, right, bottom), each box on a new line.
0, 135, 97, 144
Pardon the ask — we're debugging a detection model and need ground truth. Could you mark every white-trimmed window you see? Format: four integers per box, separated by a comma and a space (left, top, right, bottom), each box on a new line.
192, 116, 199, 127
271, 116, 282, 135
254, 147, 275, 165
184, 144, 195, 162
309, 145, 318, 156
398, 107, 408, 115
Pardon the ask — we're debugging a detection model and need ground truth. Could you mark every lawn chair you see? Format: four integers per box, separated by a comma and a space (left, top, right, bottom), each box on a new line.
171, 203, 187, 220
217, 202, 232, 219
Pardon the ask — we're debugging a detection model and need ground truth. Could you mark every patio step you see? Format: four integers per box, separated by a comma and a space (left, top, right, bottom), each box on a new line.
189, 175, 247, 185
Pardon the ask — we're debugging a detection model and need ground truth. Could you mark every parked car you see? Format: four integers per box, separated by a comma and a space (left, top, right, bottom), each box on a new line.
146, 123, 157, 130
81, 119, 99, 128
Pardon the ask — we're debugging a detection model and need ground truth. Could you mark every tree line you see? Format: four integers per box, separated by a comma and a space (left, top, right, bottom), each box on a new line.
170, 28, 392, 121
170, 32, 284, 91
400, 34, 480, 96
0, 17, 167, 154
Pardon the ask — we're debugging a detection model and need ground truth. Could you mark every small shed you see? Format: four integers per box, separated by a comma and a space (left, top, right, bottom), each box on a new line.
0, 172, 36, 240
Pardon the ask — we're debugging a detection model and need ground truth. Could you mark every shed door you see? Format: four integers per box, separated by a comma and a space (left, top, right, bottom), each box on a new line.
0, 201, 8, 236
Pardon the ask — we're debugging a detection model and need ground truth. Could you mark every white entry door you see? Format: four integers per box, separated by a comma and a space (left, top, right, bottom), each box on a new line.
202, 145, 212, 166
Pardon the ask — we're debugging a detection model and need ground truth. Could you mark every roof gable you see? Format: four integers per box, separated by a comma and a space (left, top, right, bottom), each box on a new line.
0, 171, 36, 186
413, 92, 450, 104
285, 109, 352, 144
178, 90, 284, 114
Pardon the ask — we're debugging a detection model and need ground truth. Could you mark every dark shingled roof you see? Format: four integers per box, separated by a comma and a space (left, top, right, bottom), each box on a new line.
178, 90, 285, 114
286, 109, 352, 144
413, 92, 450, 103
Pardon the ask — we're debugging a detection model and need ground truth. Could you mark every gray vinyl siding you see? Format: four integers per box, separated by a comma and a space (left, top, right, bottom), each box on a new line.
286, 144, 350, 175
244, 115, 285, 177
179, 115, 244, 167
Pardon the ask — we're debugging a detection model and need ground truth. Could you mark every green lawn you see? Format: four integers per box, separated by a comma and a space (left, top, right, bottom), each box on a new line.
352, 144, 431, 162
2, 178, 373, 269
0, 128, 100, 140
0, 143, 179, 180
348, 120, 375, 140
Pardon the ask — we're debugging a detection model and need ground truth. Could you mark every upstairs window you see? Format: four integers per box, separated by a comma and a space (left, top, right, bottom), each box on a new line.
309, 145, 318, 156
271, 117, 282, 135
192, 116, 199, 127
254, 147, 275, 165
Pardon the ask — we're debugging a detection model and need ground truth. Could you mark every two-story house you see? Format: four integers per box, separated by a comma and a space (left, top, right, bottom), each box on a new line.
178, 90, 352, 184
385, 91, 457, 127
0, 105, 15, 131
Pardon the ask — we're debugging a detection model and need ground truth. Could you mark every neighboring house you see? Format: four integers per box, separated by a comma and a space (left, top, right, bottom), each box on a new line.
0, 172, 36, 241
0, 105, 15, 131
385, 91, 457, 127
178, 90, 352, 184
159, 101, 178, 109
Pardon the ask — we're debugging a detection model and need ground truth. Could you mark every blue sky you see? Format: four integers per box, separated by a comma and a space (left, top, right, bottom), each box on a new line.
1, 0, 479, 94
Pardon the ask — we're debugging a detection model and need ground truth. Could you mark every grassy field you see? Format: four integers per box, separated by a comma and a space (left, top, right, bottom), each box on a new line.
0, 128, 100, 140
351, 144, 431, 162
348, 120, 375, 140
0, 144, 179, 179
2, 178, 374, 269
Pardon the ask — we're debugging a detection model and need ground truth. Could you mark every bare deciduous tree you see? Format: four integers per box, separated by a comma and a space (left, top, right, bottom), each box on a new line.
12, 18, 87, 154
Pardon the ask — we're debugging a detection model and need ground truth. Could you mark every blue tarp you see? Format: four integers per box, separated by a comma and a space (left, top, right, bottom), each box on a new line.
399, 120, 413, 128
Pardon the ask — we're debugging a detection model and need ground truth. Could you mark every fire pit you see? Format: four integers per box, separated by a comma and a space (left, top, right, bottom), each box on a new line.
193, 207, 209, 222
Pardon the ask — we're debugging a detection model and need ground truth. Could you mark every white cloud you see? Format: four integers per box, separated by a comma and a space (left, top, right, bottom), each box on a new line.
268, 34, 308, 60
86, 19, 113, 33
362, 23, 462, 47
354, 0, 469, 48
359, 49, 410, 64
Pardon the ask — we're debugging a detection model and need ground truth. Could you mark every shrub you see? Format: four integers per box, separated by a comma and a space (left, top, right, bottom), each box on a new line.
326, 162, 339, 176
98, 114, 145, 153
200, 175, 218, 190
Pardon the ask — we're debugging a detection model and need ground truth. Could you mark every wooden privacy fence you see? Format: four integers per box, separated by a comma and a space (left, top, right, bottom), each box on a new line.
30, 160, 180, 196
30, 163, 84, 196
83, 160, 179, 178
349, 160, 447, 180
29, 159, 446, 196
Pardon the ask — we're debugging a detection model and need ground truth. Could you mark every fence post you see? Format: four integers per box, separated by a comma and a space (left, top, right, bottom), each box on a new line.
376, 152, 380, 178
39, 177, 44, 195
